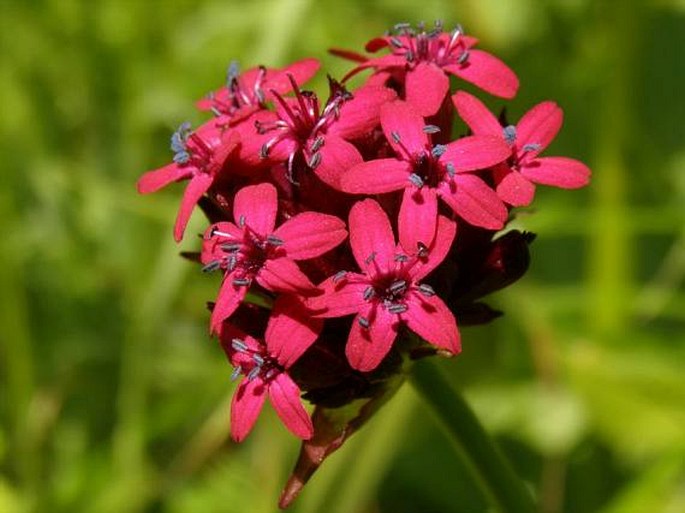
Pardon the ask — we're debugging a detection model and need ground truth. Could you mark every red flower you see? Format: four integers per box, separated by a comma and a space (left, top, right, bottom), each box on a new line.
342, 22, 519, 116
197, 58, 320, 125
221, 296, 321, 442
453, 91, 591, 206
308, 199, 459, 372
201, 183, 347, 333
137, 120, 239, 242
244, 78, 395, 188
340, 101, 511, 248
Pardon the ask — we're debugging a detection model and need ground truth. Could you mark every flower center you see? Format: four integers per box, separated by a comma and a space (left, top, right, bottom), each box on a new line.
229, 337, 282, 382
388, 21, 470, 68
171, 122, 215, 172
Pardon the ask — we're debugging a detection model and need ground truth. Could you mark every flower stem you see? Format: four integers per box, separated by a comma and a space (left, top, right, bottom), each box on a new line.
410, 359, 537, 513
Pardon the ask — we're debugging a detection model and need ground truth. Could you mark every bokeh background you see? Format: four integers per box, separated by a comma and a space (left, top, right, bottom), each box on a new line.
1, 0, 684, 512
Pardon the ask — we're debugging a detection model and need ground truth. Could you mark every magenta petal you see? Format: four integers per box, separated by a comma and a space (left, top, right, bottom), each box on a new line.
307, 276, 368, 318
267, 58, 320, 95
257, 258, 314, 293
346, 308, 398, 372
495, 167, 536, 206
516, 101, 563, 154
340, 158, 411, 194
439, 174, 507, 230
441, 135, 511, 173
266, 296, 322, 368
210, 276, 248, 334
405, 62, 450, 116
411, 215, 457, 281
520, 157, 591, 188
137, 163, 190, 194
274, 212, 347, 260
173, 173, 213, 242
452, 91, 502, 137
380, 101, 429, 158
399, 187, 438, 253
268, 373, 313, 439
349, 199, 396, 272
231, 378, 267, 442
233, 183, 278, 237
405, 294, 460, 354
312, 136, 363, 189
332, 86, 398, 140
445, 49, 519, 99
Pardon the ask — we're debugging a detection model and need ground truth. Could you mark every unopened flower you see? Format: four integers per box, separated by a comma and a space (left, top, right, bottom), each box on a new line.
453, 91, 591, 206
202, 182, 347, 332
308, 199, 459, 372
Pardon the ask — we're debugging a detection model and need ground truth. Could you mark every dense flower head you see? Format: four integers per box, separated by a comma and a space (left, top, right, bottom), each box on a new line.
137, 19, 590, 508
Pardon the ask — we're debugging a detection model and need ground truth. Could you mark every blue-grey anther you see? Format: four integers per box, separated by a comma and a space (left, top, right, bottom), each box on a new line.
202, 260, 221, 273
389, 279, 407, 294
333, 270, 347, 283
423, 125, 441, 134
503, 125, 517, 145
358, 316, 370, 329
418, 283, 436, 296
231, 338, 248, 352
387, 303, 408, 314
230, 366, 242, 381
363, 286, 375, 300
267, 235, 284, 246
247, 367, 261, 381
432, 144, 447, 158
522, 143, 541, 152
221, 242, 241, 252
233, 277, 251, 286
391, 131, 401, 143
446, 162, 456, 178
409, 173, 425, 188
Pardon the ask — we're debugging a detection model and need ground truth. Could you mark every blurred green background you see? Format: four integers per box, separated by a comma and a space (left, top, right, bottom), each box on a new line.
1, 0, 684, 512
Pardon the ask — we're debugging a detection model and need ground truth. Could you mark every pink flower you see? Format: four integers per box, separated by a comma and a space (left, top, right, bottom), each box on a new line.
307, 199, 460, 372
343, 21, 519, 116
221, 296, 321, 442
453, 91, 592, 206
197, 58, 320, 125
137, 120, 240, 242
201, 182, 347, 333
340, 101, 511, 247
244, 78, 396, 188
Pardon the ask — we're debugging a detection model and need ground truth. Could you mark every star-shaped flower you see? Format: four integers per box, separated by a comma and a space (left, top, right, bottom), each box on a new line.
221, 296, 321, 442
137, 120, 239, 241
202, 182, 347, 333
453, 91, 591, 206
340, 101, 511, 248
308, 199, 459, 372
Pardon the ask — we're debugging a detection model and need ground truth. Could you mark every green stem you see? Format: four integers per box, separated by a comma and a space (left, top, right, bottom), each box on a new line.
411, 360, 537, 513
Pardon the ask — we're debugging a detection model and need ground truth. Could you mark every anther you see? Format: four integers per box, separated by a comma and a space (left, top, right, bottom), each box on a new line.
238, 215, 246, 228
390, 131, 401, 143
423, 125, 441, 134
333, 270, 347, 283
308, 152, 322, 169
503, 125, 517, 146
266, 235, 284, 246
252, 354, 264, 366
232, 338, 248, 352
363, 286, 375, 300
522, 143, 542, 152
390, 37, 404, 48
409, 173, 424, 188
446, 162, 456, 178
221, 242, 241, 252
365, 252, 376, 264
259, 144, 270, 159
202, 260, 221, 273
227, 255, 238, 271
210, 107, 222, 118
310, 136, 325, 152
230, 366, 242, 381
226, 61, 240, 86
394, 253, 409, 262
247, 367, 261, 381
418, 283, 436, 296
431, 144, 447, 158
457, 49, 469, 65
387, 303, 408, 314
417, 242, 428, 257
233, 277, 251, 287
358, 316, 370, 329
389, 280, 407, 294
173, 151, 191, 165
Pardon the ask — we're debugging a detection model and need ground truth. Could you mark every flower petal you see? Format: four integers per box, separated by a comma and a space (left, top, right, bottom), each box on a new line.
256, 257, 314, 293
174, 173, 213, 242
439, 174, 507, 230
274, 212, 347, 260
233, 183, 278, 237
137, 163, 190, 194
312, 136, 363, 189
515, 101, 563, 155
445, 49, 519, 99
404, 293, 460, 354
340, 158, 411, 194
266, 296, 322, 368
520, 157, 591, 188
494, 166, 536, 206
398, 186, 438, 253
306, 275, 368, 318
441, 135, 511, 173
380, 101, 428, 159
331, 86, 398, 140
405, 62, 450, 116
268, 373, 313, 439
411, 215, 457, 280
210, 275, 248, 334
349, 199, 396, 272
267, 58, 321, 95
345, 308, 398, 372
451, 91, 502, 137
231, 377, 267, 442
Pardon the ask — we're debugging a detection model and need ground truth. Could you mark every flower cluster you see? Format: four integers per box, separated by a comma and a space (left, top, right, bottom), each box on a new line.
138, 20, 590, 505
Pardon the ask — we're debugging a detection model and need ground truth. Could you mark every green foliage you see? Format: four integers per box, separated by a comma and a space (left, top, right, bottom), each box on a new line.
1, 0, 683, 512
